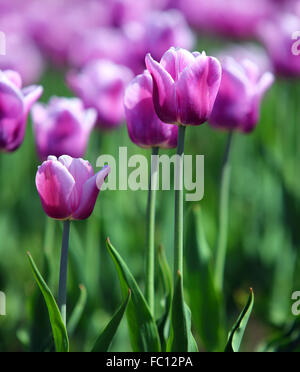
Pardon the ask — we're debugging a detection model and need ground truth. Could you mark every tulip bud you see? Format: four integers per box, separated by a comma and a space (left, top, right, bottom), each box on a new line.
32, 97, 97, 161
67, 60, 133, 130
124, 71, 178, 149
0, 69, 43, 153
36, 155, 110, 220
145, 47, 222, 126
209, 57, 274, 133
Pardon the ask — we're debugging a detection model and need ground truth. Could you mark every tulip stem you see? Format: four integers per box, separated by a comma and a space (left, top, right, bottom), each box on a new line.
174, 125, 186, 283
215, 132, 234, 293
146, 147, 159, 315
58, 220, 71, 325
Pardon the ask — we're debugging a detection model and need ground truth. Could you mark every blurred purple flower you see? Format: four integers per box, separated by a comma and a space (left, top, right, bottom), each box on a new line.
0, 70, 43, 153
124, 9, 195, 73
36, 155, 110, 220
177, 0, 272, 39
145, 47, 222, 126
28, 0, 108, 65
124, 71, 178, 149
67, 60, 133, 130
258, 13, 300, 77
0, 33, 45, 85
67, 28, 128, 69
32, 97, 96, 161
209, 57, 274, 133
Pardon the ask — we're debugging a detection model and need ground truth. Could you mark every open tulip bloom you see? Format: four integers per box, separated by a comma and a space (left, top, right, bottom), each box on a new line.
36, 155, 110, 324
0, 69, 43, 152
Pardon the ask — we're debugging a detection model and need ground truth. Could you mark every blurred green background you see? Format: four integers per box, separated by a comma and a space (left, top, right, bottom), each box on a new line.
0, 37, 300, 351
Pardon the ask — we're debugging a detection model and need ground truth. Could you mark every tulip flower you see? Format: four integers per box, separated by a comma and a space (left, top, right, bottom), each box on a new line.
176, 0, 272, 39
124, 9, 195, 74
36, 155, 110, 221
209, 57, 275, 133
258, 14, 300, 77
0, 69, 43, 153
124, 71, 178, 149
124, 70, 178, 313
67, 60, 133, 130
209, 56, 274, 293
145, 47, 222, 126
32, 97, 97, 161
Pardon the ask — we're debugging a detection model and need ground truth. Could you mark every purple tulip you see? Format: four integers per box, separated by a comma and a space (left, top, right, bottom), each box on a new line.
145, 47, 222, 126
177, 0, 272, 39
32, 97, 97, 161
0, 70, 43, 153
124, 71, 178, 148
67, 60, 133, 130
124, 9, 195, 73
209, 57, 274, 133
36, 155, 110, 220
258, 13, 300, 77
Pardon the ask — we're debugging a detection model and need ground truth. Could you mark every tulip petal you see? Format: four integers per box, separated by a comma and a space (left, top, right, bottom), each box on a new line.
124, 72, 178, 149
160, 47, 196, 81
4, 70, 23, 89
36, 158, 75, 220
72, 165, 110, 220
145, 53, 177, 124
176, 55, 222, 125
23, 85, 43, 115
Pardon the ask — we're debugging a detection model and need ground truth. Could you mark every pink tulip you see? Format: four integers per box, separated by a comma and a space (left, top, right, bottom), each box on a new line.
67, 60, 133, 130
145, 47, 222, 126
36, 155, 110, 220
0, 70, 43, 153
32, 97, 97, 161
258, 13, 300, 77
209, 57, 274, 133
124, 71, 178, 148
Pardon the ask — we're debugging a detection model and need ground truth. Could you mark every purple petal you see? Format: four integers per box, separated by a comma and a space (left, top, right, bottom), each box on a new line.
124, 71, 178, 148
160, 47, 196, 81
176, 55, 222, 125
72, 165, 110, 220
145, 53, 178, 124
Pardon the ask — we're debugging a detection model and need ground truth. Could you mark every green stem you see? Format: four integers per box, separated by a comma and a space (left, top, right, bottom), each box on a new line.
145, 147, 159, 315
58, 220, 71, 325
174, 125, 186, 282
215, 132, 234, 293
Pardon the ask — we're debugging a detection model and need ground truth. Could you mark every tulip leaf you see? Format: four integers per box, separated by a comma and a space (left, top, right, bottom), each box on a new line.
67, 285, 87, 337
225, 289, 255, 352
27, 252, 69, 352
185, 206, 225, 351
168, 272, 198, 352
106, 238, 161, 352
156, 245, 173, 351
91, 289, 131, 352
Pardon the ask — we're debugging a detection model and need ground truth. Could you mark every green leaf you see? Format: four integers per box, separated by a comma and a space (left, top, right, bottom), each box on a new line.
67, 285, 87, 337
92, 289, 131, 352
185, 206, 224, 351
27, 252, 69, 352
168, 271, 198, 352
106, 238, 161, 352
225, 289, 255, 352
156, 245, 173, 351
